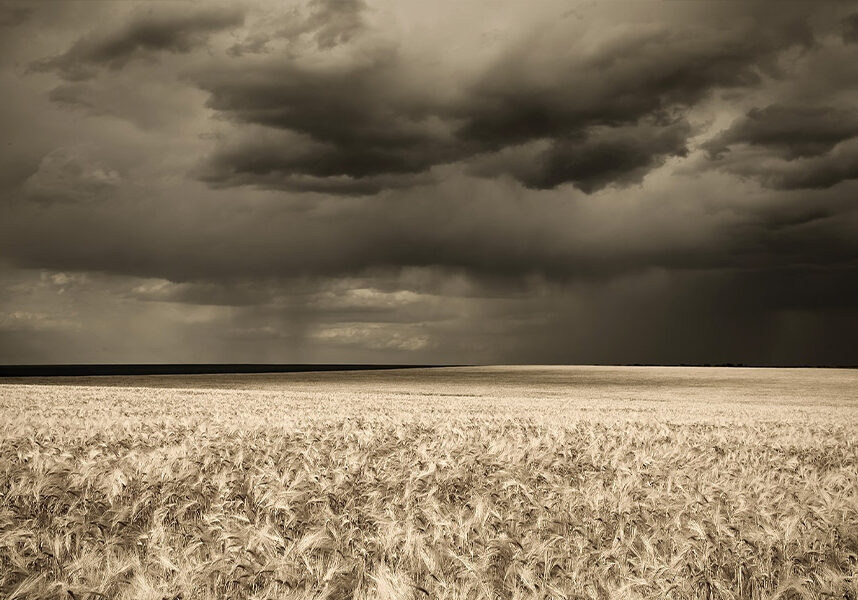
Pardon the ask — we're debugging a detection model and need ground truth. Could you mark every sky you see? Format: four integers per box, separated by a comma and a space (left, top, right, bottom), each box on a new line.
1, 0, 857, 366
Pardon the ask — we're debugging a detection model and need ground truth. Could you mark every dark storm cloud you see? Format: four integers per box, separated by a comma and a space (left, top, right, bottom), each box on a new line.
474, 120, 691, 192
705, 105, 858, 190
31, 7, 244, 80
195, 9, 813, 194
194, 47, 466, 193
455, 18, 811, 147
705, 105, 858, 160
507, 267, 858, 367
764, 147, 858, 190
196, 120, 454, 194
3, 173, 856, 292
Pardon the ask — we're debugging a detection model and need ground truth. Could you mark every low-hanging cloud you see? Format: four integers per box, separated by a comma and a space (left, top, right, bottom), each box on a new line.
472, 120, 692, 192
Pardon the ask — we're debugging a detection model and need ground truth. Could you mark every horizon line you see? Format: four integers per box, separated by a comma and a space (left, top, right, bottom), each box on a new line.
1, 362, 857, 377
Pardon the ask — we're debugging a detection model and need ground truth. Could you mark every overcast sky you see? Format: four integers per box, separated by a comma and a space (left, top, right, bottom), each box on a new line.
1, 0, 857, 365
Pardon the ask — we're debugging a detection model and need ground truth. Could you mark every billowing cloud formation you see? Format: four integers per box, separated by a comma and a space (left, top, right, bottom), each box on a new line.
1, 0, 857, 365
705, 105, 858, 160
455, 18, 810, 146
472, 121, 692, 192
194, 45, 464, 193
32, 6, 244, 80
196, 5, 814, 194
705, 105, 858, 189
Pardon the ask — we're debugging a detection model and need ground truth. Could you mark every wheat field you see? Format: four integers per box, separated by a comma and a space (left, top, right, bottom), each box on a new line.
1, 366, 857, 600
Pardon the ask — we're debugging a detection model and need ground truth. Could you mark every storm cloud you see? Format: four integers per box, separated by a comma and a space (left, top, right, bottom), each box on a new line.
705, 105, 858, 160
194, 6, 815, 194
1, 0, 857, 365
32, 6, 244, 80
705, 105, 858, 189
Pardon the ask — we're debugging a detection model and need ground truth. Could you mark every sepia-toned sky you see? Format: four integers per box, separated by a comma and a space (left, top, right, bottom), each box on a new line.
1, 0, 857, 365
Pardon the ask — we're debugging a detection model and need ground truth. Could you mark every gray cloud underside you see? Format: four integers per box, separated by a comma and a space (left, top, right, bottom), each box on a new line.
30, 2, 845, 194
705, 104, 858, 189
706, 105, 858, 160
3, 179, 856, 297
7, 2, 857, 286
194, 7, 813, 194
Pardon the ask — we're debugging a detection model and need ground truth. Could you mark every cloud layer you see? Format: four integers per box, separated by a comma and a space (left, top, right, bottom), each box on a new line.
1, 0, 857, 365
193, 5, 815, 194
32, 6, 244, 80
705, 104, 858, 189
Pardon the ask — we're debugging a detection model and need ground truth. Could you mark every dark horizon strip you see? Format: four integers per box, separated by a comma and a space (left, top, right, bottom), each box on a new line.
1, 363, 855, 378
0, 364, 454, 377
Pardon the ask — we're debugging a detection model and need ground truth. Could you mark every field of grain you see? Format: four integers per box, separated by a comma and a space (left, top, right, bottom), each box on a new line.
2, 366, 857, 600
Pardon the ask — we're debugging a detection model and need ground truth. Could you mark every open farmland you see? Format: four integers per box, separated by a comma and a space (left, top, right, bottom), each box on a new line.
2, 366, 858, 600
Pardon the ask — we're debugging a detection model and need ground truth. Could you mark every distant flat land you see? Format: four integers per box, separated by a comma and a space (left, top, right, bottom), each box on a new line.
0, 363, 439, 377
2, 366, 857, 599
3, 363, 856, 394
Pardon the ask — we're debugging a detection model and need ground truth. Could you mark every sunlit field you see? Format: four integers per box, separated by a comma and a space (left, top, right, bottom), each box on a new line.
2, 366, 857, 600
